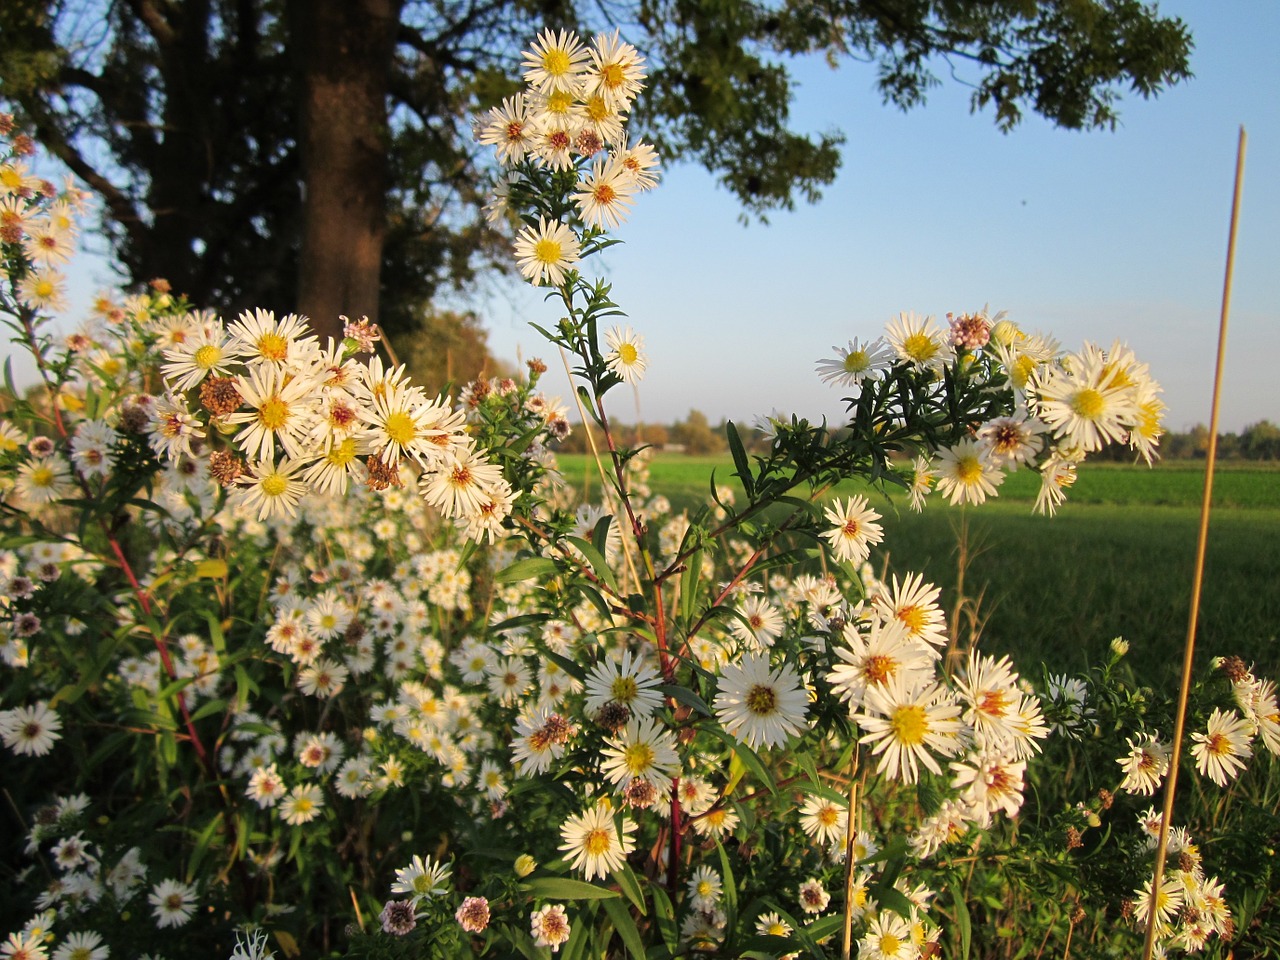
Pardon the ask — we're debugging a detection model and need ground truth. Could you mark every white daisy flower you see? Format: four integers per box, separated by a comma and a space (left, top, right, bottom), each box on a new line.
558, 801, 637, 881
713, 651, 810, 750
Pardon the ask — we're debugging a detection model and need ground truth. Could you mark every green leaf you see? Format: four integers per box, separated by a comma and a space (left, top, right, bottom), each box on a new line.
495, 556, 559, 583
679, 547, 703, 624
205, 612, 227, 656
725, 420, 755, 499
700, 724, 777, 795
951, 879, 972, 960
650, 884, 679, 953
715, 840, 738, 921
804, 914, 845, 941
601, 896, 646, 960
546, 650, 588, 683
612, 864, 646, 915
189, 698, 227, 724
591, 513, 614, 558
523, 877, 621, 901
489, 612, 551, 634
564, 535, 619, 593
496, 923, 544, 960
658, 683, 711, 717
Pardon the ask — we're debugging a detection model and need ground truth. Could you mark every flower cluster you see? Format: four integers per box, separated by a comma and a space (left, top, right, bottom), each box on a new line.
816, 309, 1165, 514
152, 308, 518, 538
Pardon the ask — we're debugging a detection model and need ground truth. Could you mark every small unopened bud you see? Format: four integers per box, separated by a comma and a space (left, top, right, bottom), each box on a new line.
514, 854, 537, 878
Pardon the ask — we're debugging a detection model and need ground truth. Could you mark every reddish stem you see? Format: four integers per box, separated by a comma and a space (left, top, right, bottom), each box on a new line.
667, 776, 682, 892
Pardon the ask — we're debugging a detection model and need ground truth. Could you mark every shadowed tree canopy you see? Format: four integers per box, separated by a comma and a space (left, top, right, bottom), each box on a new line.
1, 0, 1193, 344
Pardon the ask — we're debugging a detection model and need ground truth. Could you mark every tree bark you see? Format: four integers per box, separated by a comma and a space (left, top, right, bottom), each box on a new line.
288, 0, 400, 343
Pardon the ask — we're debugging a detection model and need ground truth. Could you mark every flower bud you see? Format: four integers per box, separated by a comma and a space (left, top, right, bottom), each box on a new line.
514, 854, 537, 878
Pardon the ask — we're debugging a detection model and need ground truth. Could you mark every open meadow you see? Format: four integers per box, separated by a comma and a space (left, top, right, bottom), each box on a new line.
557, 453, 1280, 685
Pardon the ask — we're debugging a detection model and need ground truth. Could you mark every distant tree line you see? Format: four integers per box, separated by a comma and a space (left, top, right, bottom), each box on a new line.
559, 415, 1280, 462
1092, 420, 1280, 462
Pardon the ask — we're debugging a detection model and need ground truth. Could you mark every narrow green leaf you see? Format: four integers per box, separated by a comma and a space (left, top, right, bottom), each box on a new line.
523, 877, 620, 901
564, 535, 619, 593
591, 514, 613, 558
205, 612, 226, 656
715, 840, 738, 921
679, 547, 702, 624
952, 879, 972, 960
495, 556, 559, 583
658, 683, 711, 717
545, 650, 588, 683
489, 612, 551, 634
650, 883, 679, 953
189, 698, 227, 724
804, 914, 845, 941
725, 420, 755, 499
601, 896, 646, 960
700, 724, 777, 795
612, 864, 646, 915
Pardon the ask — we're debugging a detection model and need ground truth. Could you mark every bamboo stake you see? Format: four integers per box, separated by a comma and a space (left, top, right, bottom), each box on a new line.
841, 748, 862, 960
1141, 126, 1246, 960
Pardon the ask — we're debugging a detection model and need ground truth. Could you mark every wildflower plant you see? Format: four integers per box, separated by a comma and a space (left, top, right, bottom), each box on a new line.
1, 33, 1276, 960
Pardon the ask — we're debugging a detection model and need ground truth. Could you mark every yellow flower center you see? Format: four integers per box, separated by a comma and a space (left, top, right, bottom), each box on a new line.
383, 411, 417, 446
260, 473, 289, 497
880, 933, 901, 954
541, 49, 571, 76
30, 465, 55, 487
616, 342, 638, 365
255, 331, 289, 361
610, 676, 638, 702
34, 279, 56, 298
193, 344, 222, 369
585, 95, 611, 122
1070, 388, 1105, 420
897, 605, 927, 635
534, 238, 563, 265
902, 332, 937, 362
326, 437, 357, 466
745, 683, 777, 716
545, 90, 575, 114
584, 828, 612, 856
594, 182, 618, 205
1206, 732, 1231, 757
889, 703, 928, 746
257, 396, 290, 430
623, 742, 656, 774
955, 456, 984, 484
844, 350, 870, 373
602, 63, 626, 88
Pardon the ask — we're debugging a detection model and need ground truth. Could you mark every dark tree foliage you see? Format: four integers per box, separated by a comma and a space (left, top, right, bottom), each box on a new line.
1, 0, 1193, 342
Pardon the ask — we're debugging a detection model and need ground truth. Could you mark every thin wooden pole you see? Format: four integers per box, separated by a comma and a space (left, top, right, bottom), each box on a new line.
841, 748, 861, 960
1142, 125, 1246, 959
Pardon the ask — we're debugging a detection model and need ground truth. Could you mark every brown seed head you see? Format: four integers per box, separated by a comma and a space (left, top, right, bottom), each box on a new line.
1220, 655, 1250, 683
365, 455, 403, 490
207, 450, 245, 486
200, 376, 243, 417
595, 701, 631, 733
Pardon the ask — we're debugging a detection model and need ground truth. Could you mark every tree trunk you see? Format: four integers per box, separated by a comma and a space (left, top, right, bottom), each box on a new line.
288, 0, 400, 343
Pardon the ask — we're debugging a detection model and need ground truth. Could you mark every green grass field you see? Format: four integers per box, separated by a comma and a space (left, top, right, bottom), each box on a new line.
556, 453, 1280, 684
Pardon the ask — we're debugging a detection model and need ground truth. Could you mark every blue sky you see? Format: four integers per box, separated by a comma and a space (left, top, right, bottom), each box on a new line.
481, 0, 1279, 434
45, 1, 1278, 435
